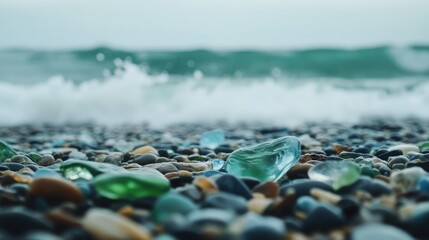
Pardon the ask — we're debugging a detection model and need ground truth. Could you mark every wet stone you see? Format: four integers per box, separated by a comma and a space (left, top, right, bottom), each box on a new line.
131, 153, 157, 165
202, 192, 248, 214
280, 180, 333, 198
215, 174, 253, 200
152, 192, 198, 224
352, 223, 414, 240
390, 167, 427, 194
29, 177, 84, 204
0, 208, 53, 235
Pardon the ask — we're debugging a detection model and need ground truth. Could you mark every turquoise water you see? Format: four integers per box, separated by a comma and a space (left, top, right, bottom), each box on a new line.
0, 45, 428, 126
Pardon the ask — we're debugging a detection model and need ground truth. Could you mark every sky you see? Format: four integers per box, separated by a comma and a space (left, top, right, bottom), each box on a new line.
0, 0, 428, 50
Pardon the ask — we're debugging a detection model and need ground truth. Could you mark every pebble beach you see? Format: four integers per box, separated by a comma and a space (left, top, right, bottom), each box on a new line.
1, 118, 429, 240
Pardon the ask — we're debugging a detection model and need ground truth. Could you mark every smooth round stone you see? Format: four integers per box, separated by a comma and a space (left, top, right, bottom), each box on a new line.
405, 202, 429, 237
145, 163, 178, 174
388, 144, 419, 155
280, 179, 333, 198
303, 204, 344, 233
33, 169, 62, 179
187, 208, 235, 227
92, 169, 170, 200
390, 167, 427, 194
68, 151, 88, 160
225, 136, 301, 182
103, 155, 121, 165
0, 162, 24, 172
202, 192, 248, 214
38, 155, 56, 167
193, 177, 218, 195
82, 208, 152, 240
215, 174, 253, 200
378, 150, 403, 161
0, 141, 17, 163
59, 160, 125, 180
152, 192, 197, 224
131, 146, 158, 155
388, 156, 409, 168
29, 177, 84, 204
352, 223, 414, 240
252, 181, 279, 199
295, 196, 320, 214
132, 153, 157, 165
337, 177, 393, 197
241, 214, 286, 240
10, 155, 32, 163
308, 161, 361, 190
337, 197, 360, 218
0, 208, 53, 235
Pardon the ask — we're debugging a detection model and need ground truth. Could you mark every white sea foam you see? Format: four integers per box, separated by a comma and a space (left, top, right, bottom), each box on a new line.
1, 62, 429, 127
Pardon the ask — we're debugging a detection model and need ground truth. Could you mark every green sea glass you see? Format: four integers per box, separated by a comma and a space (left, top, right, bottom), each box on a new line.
0, 141, 17, 163
59, 159, 125, 180
92, 169, 170, 200
419, 141, 429, 152
308, 161, 361, 190
225, 136, 301, 182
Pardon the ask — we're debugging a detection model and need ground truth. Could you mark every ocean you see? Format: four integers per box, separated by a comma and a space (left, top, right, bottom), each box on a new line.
1, 45, 429, 127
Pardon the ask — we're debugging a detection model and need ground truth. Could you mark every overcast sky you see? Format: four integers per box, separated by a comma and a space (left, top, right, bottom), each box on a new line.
1, 0, 428, 50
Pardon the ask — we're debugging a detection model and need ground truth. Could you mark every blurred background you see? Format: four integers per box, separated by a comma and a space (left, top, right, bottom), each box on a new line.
1, 0, 429, 127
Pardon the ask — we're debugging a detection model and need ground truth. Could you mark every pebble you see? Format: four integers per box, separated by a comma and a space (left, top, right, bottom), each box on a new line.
388, 144, 420, 154
82, 208, 152, 240
352, 223, 414, 240
202, 192, 248, 214
390, 167, 427, 194
252, 181, 279, 199
131, 146, 158, 155
29, 177, 84, 204
152, 192, 198, 224
215, 174, 253, 199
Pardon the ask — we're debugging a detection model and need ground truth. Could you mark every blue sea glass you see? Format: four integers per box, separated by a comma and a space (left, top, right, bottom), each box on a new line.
200, 129, 225, 149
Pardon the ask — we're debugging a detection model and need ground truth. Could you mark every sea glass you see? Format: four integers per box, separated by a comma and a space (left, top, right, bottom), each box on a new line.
0, 141, 17, 163
92, 169, 170, 200
211, 159, 225, 171
60, 159, 125, 180
419, 141, 429, 152
200, 129, 225, 149
225, 136, 301, 182
308, 161, 361, 190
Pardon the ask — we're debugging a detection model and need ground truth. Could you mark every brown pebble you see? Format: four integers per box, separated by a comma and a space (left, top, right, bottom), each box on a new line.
268, 188, 296, 217
374, 175, 390, 183
131, 146, 158, 155
286, 164, 313, 179
45, 209, 81, 230
144, 162, 178, 174
29, 177, 84, 204
333, 144, 349, 154
310, 188, 341, 204
193, 176, 218, 195
118, 205, 134, 217
248, 197, 273, 214
299, 154, 312, 163
1, 170, 32, 185
123, 163, 142, 169
252, 181, 279, 199
82, 208, 152, 240
165, 170, 192, 179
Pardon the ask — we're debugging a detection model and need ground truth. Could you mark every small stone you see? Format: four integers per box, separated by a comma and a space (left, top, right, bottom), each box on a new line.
0, 208, 53, 235
202, 192, 248, 214
280, 180, 333, 198
10, 155, 32, 163
199, 129, 225, 149
241, 213, 286, 240
103, 155, 121, 165
390, 167, 427, 194
187, 208, 235, 227
82, 208, 152, 240
193, 176, 218, 195
215, 174, 253, 199
352, 223, 414, 240
132, 153, 158, 165
92, 169, 170, 200
131, 146, 158, 155
303, 204, 344, 233
39, 155, 56, 167
252, 181, 279, 199
68, 151, 88, 160
152, 192, 198, 224
144, 162, 178, 174
29, 177, 84, 204
248, 197, 274, 214
308, 161, 361, 190
226, 136, 301, 182
0, 141, 17, 163
388, 144, 419, 154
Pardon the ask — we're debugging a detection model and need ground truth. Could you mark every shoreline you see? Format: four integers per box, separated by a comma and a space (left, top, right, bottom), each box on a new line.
0, 117, 429, 239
